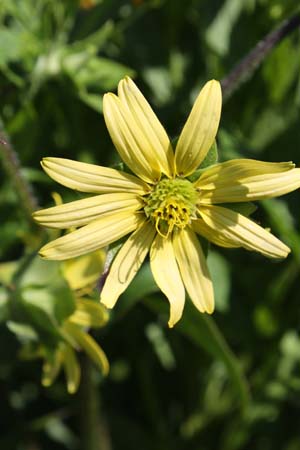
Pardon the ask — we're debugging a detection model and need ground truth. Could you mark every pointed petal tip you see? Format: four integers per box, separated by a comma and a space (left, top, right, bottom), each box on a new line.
205, 303, 215, 315
100, 297, 116, 309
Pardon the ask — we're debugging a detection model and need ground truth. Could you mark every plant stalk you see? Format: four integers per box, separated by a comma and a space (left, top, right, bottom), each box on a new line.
221, 12, 300, 101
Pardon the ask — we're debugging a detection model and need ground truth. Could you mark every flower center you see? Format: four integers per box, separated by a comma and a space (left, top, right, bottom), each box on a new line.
144, 178, 198, 237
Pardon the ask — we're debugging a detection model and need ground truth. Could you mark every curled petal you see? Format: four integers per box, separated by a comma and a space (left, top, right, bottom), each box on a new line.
118, 77, 174, 177
103, 93, 161, 183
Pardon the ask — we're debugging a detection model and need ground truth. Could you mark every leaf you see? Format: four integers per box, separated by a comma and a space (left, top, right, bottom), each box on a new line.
206, 0, 245, 56
207, 251, 231, 312
199, 140, 219, 169
21, 278, 76, 327
7, 321, 39, 342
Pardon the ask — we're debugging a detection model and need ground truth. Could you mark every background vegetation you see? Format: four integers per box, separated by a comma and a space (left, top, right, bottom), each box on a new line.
1, 1, 300, 449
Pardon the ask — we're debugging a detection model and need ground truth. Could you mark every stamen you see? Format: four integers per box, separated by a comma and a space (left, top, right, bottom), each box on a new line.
144, 177, 198, 237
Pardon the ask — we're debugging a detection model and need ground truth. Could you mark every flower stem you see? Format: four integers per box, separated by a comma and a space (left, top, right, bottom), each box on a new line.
221, 12, 300, 101
78, 355, 111, 450
0, 128, 39, 220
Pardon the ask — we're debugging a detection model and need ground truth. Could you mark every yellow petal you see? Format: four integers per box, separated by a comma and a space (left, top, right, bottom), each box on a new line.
175, 80, 222, 176
103, 93, 161, 183
64, 322, 109, 376
62, 250, 106, 291
200, 205, 290, 259
192, 219, 240, 248
196, 159, 299, 203
42, 347, 63, 387
62, 345, 81, 394
69, 299, 109, 328
150, 234, 185, 327
118, 77, 174, 177
173, 228, 214, 314
39, 211, 141, 260
101, 220, 155, 308
41, 157, 149, 194
33, 193, 143, 229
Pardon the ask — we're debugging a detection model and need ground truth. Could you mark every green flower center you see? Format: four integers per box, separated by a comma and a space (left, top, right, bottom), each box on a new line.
144, 178, 198, 237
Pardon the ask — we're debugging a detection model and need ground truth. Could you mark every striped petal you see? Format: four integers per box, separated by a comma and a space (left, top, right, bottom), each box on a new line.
101, 220, 155, 308
150, 234, 185, 327
41, 158, 149, 194
196, 159, 300, 203
200, 205, 290, 259
175, 80, 222, 176
39, 211, 141, 260
192, 219, 240, 248
173, 228, 214, 314
33, 193, 142, 229
118, 77, 174, 177
103, 93, 161, 183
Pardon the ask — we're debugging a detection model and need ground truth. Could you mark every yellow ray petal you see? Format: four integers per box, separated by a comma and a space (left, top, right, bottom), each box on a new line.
118, 77, 174, 177
69, 299, 109, 328
41, 158, 149, 194
150, 234, 185, 327
196, 159, 300, 203
64, 322, 109, 376
101, 220, 155, 308
62, 345, 81, 394
62, 250, 106, 291
175, 80, 222, 177
200, 205, 290, 259
192, 219, 240, 248
103, 93, 161, 183
173, 228, 214, 314
39, 211, 142, 260
33, 193, 143, 229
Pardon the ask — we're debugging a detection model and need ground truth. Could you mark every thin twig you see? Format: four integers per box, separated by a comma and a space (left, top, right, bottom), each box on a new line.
221, 12, 300, 101
0, 128, 39, 220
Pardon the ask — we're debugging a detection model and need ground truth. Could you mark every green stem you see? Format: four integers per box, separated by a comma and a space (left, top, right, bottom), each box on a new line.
0, 128, 39, 221
78, 355, 111, 450
221, 12, 300, 101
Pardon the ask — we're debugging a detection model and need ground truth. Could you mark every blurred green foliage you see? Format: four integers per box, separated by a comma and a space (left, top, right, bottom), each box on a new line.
1, 0, 300, 449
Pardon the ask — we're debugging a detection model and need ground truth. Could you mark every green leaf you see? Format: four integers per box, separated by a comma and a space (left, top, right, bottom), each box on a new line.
207, 251, 231, 313
7, 321, 39, 342
199, 140, 219, 169
21, 278, 76, 327
64, 55, 134, 91
188, 141, 219, 182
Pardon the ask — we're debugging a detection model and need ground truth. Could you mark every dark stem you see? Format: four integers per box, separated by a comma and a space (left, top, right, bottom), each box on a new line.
0, 128, 39, 220
221, 12, 300, 101
78, 355, 111, 450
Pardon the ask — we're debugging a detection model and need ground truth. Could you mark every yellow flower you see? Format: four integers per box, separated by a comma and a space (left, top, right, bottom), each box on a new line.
33, 77, 300, 327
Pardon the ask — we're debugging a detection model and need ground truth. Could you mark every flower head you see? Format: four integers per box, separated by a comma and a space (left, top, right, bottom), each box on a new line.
33, 77, 300, 327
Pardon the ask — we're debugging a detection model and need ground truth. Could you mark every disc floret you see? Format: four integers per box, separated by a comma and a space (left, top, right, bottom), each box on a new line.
144, 178, 198, 237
